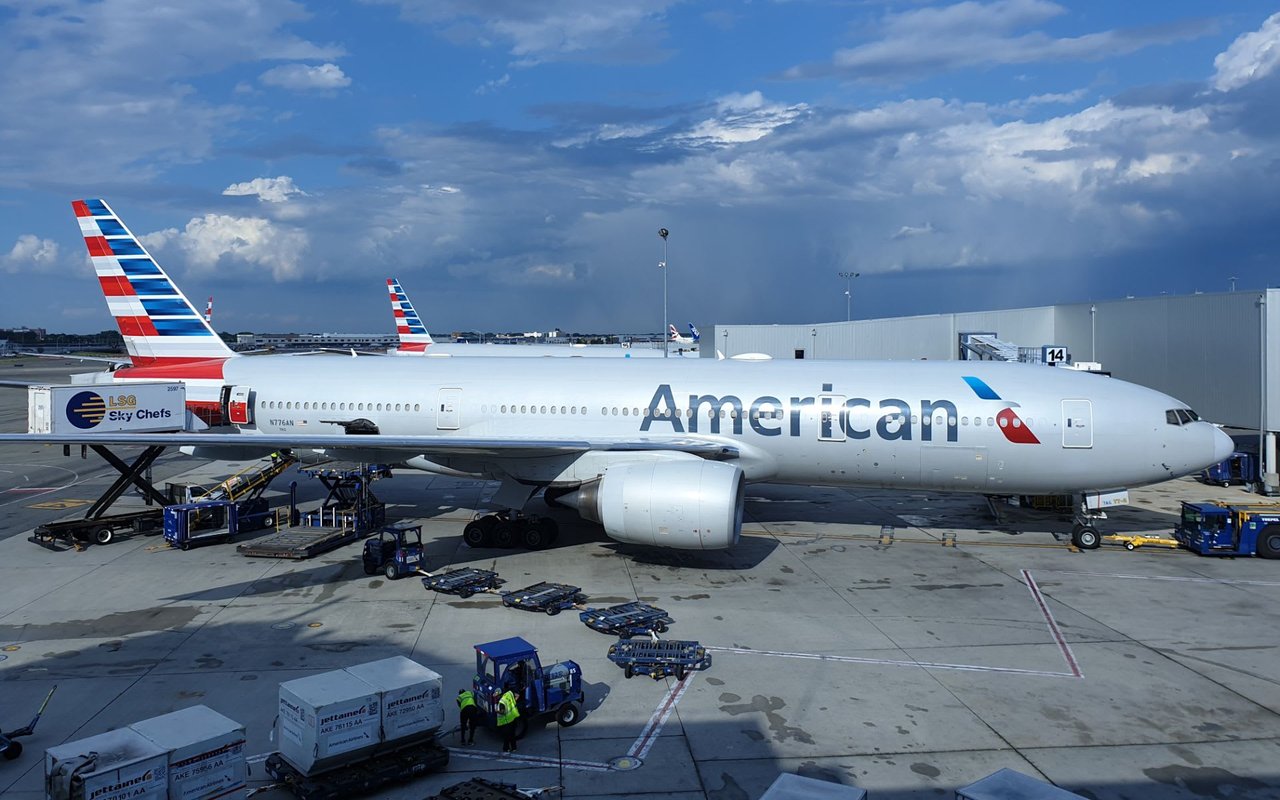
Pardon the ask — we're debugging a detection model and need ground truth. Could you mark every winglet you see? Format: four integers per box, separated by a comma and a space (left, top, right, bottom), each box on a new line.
73, 199, 234, 367
387, 278, 434, 352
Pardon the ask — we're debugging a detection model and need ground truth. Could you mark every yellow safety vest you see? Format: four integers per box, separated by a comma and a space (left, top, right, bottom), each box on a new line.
457, 691, 475, 711
497, 690, 520, 726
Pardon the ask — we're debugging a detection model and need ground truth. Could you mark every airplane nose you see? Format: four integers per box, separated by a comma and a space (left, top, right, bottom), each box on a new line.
1212, 426, 1234, 463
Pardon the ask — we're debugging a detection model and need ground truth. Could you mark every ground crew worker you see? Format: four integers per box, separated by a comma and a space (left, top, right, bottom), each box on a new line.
456, 688, 479, 745
497, 687, 520, 753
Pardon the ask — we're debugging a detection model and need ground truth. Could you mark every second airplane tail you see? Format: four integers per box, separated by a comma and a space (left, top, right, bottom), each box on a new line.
73, 199, 234, 368
387, 278, 434, 352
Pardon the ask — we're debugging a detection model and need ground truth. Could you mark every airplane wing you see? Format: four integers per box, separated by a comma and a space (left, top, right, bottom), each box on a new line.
17, 352, 128, 367
0, 431, 739, 459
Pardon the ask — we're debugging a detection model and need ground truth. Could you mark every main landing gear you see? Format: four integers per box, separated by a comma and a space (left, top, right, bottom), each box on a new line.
462, 510, 559, 551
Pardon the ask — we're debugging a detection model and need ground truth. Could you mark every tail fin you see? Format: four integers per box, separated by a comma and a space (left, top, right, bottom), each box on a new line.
669, 323, 681, 341
688, 323, 700, 341
387, 278, 434, 352
205, 296, 213, 323
73, 199, 234, 367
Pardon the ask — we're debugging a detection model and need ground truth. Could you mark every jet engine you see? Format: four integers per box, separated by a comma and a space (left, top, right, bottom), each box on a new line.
565, 460, 744, 550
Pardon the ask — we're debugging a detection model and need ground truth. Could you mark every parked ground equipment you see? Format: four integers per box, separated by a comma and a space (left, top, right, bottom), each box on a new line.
0, 685, 55, 760
1174, 501, 1280, 558
579, 602, 673, 638
1201, 451, 1258, 489
1104, 533, 1181, 551
501, 582, 586, 616
426, 777, 557, 800
265, 656, 449, 800
472, 637, 585, 737
462, 509, 558, 550
163, 497, 275, 550
362, 521, 424, 579
607, 638, 711, 681
238, 463, 390, 559
421, 567, 505, 598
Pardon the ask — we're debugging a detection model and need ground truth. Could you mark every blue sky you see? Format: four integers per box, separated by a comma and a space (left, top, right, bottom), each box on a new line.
2, 0, 1279, 334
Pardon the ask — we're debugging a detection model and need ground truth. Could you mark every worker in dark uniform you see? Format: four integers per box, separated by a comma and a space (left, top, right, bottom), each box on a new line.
497, 688, 520, 753
456, 688, 479, 745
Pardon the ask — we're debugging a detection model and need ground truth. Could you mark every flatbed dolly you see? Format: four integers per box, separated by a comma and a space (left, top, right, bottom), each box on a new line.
1104, 533, 1181, 551
426, 777, 556, 800
260, 736, 449, 800
579, 602, 673, 637
30, 508, 162, 549
236, 526, 355, 559
607, 638, 711, 681
421, 567, 505, 598
501, 582, 586, 616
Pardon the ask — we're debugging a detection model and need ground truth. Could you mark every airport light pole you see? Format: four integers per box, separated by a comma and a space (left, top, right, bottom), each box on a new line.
838, 271, 859, 321
659, 228, 669, 358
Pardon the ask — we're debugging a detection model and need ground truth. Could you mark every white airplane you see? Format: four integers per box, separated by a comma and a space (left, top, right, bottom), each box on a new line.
385, 277, 667, 358
0, 199, 1235, 555
669, 323, 699, 347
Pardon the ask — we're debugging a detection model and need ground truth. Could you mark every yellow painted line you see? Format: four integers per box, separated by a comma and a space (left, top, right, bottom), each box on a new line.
28, 498, 92, 510
745, 529, 1185, 552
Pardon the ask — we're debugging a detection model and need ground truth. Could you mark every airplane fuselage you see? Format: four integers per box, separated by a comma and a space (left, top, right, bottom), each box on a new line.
103, 355, 1226, 495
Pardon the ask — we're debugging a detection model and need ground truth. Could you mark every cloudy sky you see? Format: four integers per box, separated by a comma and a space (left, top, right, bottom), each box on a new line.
2, 1, 1278, 335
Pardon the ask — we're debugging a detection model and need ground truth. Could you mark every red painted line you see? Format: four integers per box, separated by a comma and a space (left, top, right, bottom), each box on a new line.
1022, 569, 1083, 678
628, 673, 691, 759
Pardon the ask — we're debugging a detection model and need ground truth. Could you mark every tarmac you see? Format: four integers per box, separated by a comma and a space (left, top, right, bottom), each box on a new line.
2, 358, 1280, 799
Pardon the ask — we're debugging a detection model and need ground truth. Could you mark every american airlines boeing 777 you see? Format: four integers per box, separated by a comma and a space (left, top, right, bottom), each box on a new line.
0, 200, 1234, 553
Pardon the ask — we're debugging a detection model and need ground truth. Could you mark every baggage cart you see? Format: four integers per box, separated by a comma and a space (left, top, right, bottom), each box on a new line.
421, 567, 505, 598
579, 602, 672, 638
607, 638, 711, 681
500, 582, 586, 616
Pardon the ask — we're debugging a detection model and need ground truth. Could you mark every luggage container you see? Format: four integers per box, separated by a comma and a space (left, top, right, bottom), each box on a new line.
129, 705, 246, 800
276, 670, 382, 776
342, 656, 444, 742
45, 728, 168, 800
28, 383, 186, 435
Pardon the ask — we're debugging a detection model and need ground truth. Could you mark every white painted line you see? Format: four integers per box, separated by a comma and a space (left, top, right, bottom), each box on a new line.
627, 672, 695, 759
1051, 569, 1280, 588
1022, 569, 1083, 679
448, 746, 612, 772
246, 753, 270, 765
706, 646, 1077, 679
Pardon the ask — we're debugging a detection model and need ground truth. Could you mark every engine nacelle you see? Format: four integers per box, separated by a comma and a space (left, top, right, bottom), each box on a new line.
570, 460, 744, 550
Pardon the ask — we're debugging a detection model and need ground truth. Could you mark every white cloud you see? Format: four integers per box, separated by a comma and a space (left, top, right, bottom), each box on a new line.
892, 223, 936, 239
476, 73, 511, 95
1, 234, 59, 273
223, 176, 307, 203
156, 215, 310, 281
674, 92, 809, 147
783, 0, 1211, 82
1212, 13, 1280, 92
260, 63, 351, 91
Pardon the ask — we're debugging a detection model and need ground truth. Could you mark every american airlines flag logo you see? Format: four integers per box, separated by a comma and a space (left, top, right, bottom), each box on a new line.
387, 278, 428, 335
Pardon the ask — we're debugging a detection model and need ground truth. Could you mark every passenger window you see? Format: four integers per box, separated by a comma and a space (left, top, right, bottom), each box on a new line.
601, 407, 608, 416
501, 405, 507, 414
550, 406, 557, 414
521, 405, 528, 414
622, 407, 629, 416
561, 406, 567, 415
414, 404, 420, 412
540, 405, 547, 414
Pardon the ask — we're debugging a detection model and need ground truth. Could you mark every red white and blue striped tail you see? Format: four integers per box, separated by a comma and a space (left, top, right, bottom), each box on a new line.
73, 199, 235, 368
387, 277, 434, 352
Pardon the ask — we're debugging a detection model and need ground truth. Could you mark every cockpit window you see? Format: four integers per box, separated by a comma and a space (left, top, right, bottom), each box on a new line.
1166, 408, 1201, 425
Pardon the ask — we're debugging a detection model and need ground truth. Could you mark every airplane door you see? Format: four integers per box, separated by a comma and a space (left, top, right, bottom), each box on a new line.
1062, 399, 1092, 448
228, 386, 253, 426
819, 394, 846, 442
437, 388, 461, 430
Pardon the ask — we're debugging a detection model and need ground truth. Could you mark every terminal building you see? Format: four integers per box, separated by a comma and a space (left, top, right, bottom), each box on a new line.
709, 290, 1278, 492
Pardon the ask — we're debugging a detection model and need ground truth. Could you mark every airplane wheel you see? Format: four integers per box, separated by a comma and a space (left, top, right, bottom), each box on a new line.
384, 562, 400, 581
493, 520, 519, 549
1072, 525, 1101, 550
462, 519, 490, 548
523, 520, 554, 550
3, 740, 21, 760
556, 702, 582, 727
93, 527, 114, 545
1257, 524, 1280, 559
